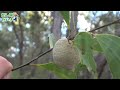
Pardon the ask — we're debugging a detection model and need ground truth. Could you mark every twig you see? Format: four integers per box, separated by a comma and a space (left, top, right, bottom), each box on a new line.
12, 48, 53, 71
68, 19, 120, 40
89, 19, 120, 32
12, 18, 120, 71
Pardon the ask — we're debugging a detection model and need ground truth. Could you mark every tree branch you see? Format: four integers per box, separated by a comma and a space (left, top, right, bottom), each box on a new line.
68, 19, 120, 40
12, 18, 120, 72
12, 48, 53, 71
89, 19, 120, 32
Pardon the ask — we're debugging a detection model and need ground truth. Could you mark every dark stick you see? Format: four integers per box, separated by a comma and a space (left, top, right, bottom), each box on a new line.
12, 48, 53, 71
89, 19, 120, 32
68, 19, 120, 40
12, 18, 120, 71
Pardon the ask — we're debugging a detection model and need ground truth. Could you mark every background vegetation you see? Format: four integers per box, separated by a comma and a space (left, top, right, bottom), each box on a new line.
0, 11, 120, 79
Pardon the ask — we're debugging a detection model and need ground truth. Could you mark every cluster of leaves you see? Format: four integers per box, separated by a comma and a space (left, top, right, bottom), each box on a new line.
32, 11, 120, 79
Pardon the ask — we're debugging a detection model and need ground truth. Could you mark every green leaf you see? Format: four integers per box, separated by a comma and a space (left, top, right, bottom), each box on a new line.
92, 38, 103, 52
31, 62, 76, 79
96, 34, 120, 79
48, 33, 57, 48
74, 32, 97, 78
60, 11, 70, 29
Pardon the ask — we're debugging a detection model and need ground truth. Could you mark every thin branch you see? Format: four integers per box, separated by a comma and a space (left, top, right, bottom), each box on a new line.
68, 19, 120, 40
12, 18, 120, 72
12, 48, 53, 71
89, 19, 120, 32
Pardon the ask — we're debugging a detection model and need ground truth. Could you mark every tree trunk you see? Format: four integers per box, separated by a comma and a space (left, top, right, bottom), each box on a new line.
12, 11, 24, 76
19, 15, 24, 76
51, 11, 63, 40
49, 11, 63, 79
66, 11, 78, 39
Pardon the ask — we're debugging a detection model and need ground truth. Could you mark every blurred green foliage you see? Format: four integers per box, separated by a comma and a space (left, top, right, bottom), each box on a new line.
0, 11, 120, 79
